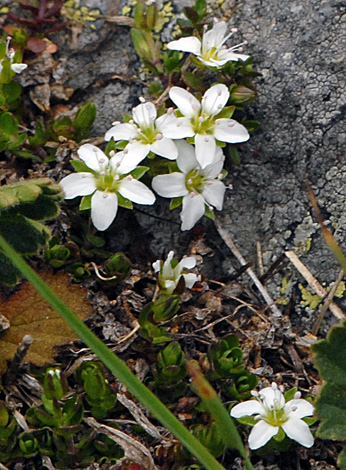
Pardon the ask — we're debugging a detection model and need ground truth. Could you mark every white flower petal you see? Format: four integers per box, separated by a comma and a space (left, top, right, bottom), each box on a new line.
219, 50, 250, 62
202, 84, 229, 116
181, 193, 205, 231
110, 152, 138, 175
104, 123, 138, 142
91, 190, 118, 231
248, 420, 279, 450
285, 399, 314, 419
282, 417, 314, 448
11, 63, 27, 74
152, 260, 161, 272
152, 173, 188, 198
230, 400, 264, 418
195, 134, 216, 168
183, 273, 199, 289
60, 173, 96, 199
119, 178, 155, 205
77, 144, 107, 172
176, 140, 198, 173
178, 256, 196, 270
121, 141, 150, 167
160, 116, 195, 139
169, 87, 201, 117
150, 137, 178, 159
203, 155, 224, 179
202, 180, 225, 210
213, 119, 250, 143
259, 386, 285, 409
132, 102, 157, 127
167, 36, 202, 55
203, 21, 228, 50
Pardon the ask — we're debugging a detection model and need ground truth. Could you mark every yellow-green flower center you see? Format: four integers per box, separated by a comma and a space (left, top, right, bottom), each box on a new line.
137, 125, 159, 145
190, 114, 215, 135
185, 169, 205, 193
201, 46, 219, 62
95, 166, 122, 193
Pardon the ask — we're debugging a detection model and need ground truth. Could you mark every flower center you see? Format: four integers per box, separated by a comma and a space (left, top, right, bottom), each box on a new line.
190, 114, 215, 135
260, 398, 289, 427
201, 45, 219, 62
137, 125, 160, 145
95, 164, 122, 193
185, 169, 205, 193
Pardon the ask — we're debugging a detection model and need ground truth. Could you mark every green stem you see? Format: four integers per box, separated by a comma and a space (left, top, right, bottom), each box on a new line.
0, 235, 226, 470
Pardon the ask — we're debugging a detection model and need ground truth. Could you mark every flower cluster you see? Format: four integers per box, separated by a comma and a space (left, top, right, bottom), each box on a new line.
230, 382, 314, 450
59, 21, 251, 232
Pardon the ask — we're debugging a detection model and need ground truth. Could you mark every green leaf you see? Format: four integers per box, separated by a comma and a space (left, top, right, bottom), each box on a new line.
117, 193, 133, 209
170, 196, 183, 210
228, 146, 241, 166
70, 160, 94, 173
73, 102, 97, 129
130, 166, 149, 179
204, 205, 215, 220
183, 71, 205, 91
86, 234, 105, 248
28, 119, 46, 147
313, 320, 346, 449
80, 195, 92, 211
2, 81, 21, 103
0, 112, 18, 136
194, 0, 206, 21
0, 214, 50, 254
338, 447, 346, 470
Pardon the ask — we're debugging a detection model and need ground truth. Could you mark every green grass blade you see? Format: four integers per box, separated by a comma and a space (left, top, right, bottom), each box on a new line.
187, 360, 254, 470
0, 234, 226, 470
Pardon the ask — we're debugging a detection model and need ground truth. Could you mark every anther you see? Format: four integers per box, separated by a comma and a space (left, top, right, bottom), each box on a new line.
103, 193, 109, 198
187, 178, 193, 185
114, 174, 120, 181
294, 391, 302, 400
155, 133, 163, 140
109, 150, 115, 157
111, 120, 121, 126
139, 96, 146, 103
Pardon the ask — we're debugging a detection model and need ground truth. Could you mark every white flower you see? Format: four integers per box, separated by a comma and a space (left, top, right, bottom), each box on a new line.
152, 140, 226, 231
60, 144, 155, 231
167, 21, 249, 68
104, 101, 178, 167
152, 250, 199, 294
230, 382, 315, 450
159, 84, 249, 168
0, 37, 27, 75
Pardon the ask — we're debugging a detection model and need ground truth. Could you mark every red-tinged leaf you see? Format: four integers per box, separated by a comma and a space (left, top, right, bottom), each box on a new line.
0, 271, 93, 373
27, 37, 47, 54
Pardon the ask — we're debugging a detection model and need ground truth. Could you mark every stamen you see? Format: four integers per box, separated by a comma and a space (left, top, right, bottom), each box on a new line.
291, 406, 298, 412
199, 116, 204, 123
294, 391, 301, 399
167, 107, 174, 115
127, 175, 133, 180
124, 148, 129, 154
187, 178, 193, 185
228, 122, 235, 127
103, 193, 109, 199
139, 96, 146, 103
113, 174, 120, 181
204, 137, 210, 142
111, 120, 121, 126
109, 150, 115, 157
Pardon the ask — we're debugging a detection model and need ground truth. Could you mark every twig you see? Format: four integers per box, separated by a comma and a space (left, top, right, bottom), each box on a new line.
97, 15, 135, 27
2, 335, 33, 386
312, 268, 345, 335
285, 250, 345, 320
256, 241, 264, 277
214, 217, 282, 322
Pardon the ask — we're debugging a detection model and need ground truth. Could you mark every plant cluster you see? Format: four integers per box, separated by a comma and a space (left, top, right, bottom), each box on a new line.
0, 364, 122, 468
0, 0, 345, 469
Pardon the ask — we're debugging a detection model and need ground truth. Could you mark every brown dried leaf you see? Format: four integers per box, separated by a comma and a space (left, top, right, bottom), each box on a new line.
0, 271, 92, 373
